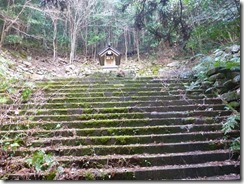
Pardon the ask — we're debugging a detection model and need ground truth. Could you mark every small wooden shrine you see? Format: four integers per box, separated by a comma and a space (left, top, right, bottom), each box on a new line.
98, 45, 121, 67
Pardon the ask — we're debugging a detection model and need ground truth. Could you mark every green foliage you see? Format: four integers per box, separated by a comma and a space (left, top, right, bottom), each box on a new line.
0, 96, 8, 104
87, 32, 106, 46
191, 50, 240, 153
84, 172, 95, 180
231, 137, 240, 152
25, 149, 64, 180
192, 55, 240, 82
0, 134, 26, 154
25, 150, 57, 173
213, 60, 240, 69
185, 1, 240, 54
21, 87, 32, 102
185, 81, 200, 90
0, 0, 240, 58
0, 54, 20, 103
1, 141, 20, 153
222, 114, 240, 135
5, 35, 22, 45
192, 60, 212, 80
0, 52, 34, 103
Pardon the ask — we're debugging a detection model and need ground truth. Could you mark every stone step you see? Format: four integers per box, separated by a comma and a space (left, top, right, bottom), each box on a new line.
43, 95, 214, 104
12, 131, 238, 147
0, 84, 197, 95
0, 117, 226, 131
35, 77, 192, 84
2, 124, 233, 139
9, 110, 232, 121
43, 86, 202, 93
37, 82, 190, 89
1, 75, 240, 180
43, 150, 240, 169
5, 160, 240, 180
3, 99, 224, 109
12, 140, 231, 157
4, 150, 235, 169
38, 89, 205, 98
189, 174, 240, 180
9, 104, 226, 116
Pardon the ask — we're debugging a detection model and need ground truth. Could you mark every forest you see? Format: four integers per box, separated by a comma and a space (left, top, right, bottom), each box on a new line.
0, 0, 240, 63
0, 0, 241, 180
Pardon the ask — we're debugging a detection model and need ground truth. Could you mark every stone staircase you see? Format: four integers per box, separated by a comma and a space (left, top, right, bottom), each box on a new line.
0, 75, 240, 180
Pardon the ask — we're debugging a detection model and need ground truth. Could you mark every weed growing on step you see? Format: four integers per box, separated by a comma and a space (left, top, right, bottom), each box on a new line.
84, 171, 95, 180
230, 137, 240, 152
221, 113, 240, 152
21, 87, 32, 102
25, 150, 64, 179
0, 132, 27, 156
116, 136, 128, 145
144, 159, 152, 166
185, 81, 201, 91
222, 114, 240, 135
1, 141, 20, 154
99, 136, 110, 144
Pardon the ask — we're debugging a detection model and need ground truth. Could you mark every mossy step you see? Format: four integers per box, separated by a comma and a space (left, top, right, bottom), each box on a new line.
12, 140, 231, 157
189, 174, 240, 180
36, 82, 190, 89
6, 99, 224, 110
43, 95, 213, 104
6, 84, 196, 93
55, 150, 238, 169
40, 89, 205, 98
5, 160, 240, 180
13, 104, 226, 116
2, 125, 231, 140
35, 79, 190, 86
6, 150, 233, 169
0, 117, 226, 131
5, 160, 239, 180
37, 83, 195, 91
35, 77, 192, 84
1, 73, 240, 181
107, 161, 240, 180
36, 77, 191, 81
11, 110, 232, 121
7, 94, 213, 105
43, 86, 202, 93
19, 131, 237, 147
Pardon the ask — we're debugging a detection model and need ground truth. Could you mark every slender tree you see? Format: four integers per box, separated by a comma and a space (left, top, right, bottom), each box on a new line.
64, 0, 98, 63
0, 0, 31, 47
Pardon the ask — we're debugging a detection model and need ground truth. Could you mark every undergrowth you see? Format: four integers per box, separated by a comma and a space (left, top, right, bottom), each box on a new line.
190, 55, 240, 152
222, 114, 240, 152
25, 150, 63, 180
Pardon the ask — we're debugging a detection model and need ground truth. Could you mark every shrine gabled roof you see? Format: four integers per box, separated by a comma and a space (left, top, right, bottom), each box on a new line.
98, 46, 121, 57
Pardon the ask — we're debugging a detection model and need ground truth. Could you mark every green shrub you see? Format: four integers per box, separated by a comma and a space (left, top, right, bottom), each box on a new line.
5, 34, 22, 45
222, 114, 240, 135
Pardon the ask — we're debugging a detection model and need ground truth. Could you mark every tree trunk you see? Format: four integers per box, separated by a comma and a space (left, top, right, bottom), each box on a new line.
0, 0, 29, 47
63, 19, 68, 53
128, 31, 131, 51
135, 30, 140, 61
85, 20, 88, 57
52, 19, 57, 61
70, 27, 77, 63
0, 0, 9, 47
0, 21, 7, 47
93, 43, 97, 62
133, 29, 136, 51
124, 27, 128, 62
